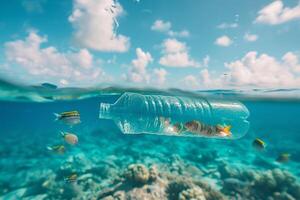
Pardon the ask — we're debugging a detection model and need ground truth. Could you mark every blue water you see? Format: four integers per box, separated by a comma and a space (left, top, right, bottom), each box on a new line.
0, 85, 300, 199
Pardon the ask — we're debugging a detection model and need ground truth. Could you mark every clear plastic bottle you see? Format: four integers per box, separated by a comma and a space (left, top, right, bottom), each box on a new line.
99, 92, 250, 139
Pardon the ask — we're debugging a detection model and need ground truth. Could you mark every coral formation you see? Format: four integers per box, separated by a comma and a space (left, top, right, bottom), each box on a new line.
178, 187, 206, 200
123, 164, 150, 185
1, 126, 299, 200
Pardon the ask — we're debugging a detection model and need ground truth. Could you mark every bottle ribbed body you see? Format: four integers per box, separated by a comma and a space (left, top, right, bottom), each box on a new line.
99, 93, 249, 139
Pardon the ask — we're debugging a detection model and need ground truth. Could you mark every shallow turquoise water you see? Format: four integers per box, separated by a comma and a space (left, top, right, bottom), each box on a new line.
0, 82, 300, 199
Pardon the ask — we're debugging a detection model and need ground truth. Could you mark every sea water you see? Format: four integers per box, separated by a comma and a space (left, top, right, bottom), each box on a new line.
0, 80, 300, 200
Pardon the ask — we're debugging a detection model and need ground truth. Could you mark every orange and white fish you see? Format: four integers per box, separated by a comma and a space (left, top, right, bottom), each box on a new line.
216, 124, 232, 137
61, 132, 78, 145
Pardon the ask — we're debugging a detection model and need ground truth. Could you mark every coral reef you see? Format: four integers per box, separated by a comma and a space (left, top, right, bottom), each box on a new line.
178, 187, 206, 200
218, 161, 300, 200
123, 164, 150, 185
0, 126, 299, 200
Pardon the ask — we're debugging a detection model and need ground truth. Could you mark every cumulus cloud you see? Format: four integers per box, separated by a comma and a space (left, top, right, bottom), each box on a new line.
181, 51, 300, 89
159, 38, 200, 67
202, 55, 210, 68
69, 0, 130, 52
225, 51, 300, 87
215, 35, 232, 47
124, 48, 168, 85
255, 0, 300, 25
217, 23, 238, 29
4, 31, 107, 86
182, 75, 199, 89
182, 69, 223, 89
153, 68, 167, 85
124, 48, 153, 83
151, 19, 190, 38
244, 33, 258, 42
151, 20, 171, 32
168, 30, 190, 38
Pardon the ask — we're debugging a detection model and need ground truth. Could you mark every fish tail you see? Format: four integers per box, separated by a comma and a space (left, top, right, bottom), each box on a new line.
46, 146, 53, 151
60, 131, 65, 137
54, 113, 60, 121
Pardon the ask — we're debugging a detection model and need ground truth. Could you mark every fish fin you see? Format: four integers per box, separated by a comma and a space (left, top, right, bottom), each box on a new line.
54, 113, 60, 121
60, 131, 65, 137
47, 146, 53, 151
224, 125, 231, 133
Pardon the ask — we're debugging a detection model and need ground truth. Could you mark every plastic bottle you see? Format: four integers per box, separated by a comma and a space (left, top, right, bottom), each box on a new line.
99, 92, 250, 139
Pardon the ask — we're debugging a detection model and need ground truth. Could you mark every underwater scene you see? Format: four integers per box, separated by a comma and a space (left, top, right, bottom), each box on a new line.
0, 80, 300, 200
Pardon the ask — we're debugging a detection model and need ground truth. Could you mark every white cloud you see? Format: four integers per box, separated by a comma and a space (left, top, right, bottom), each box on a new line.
159, 38, 200, 67
202, 55, 210, 68
217, 23, 238, 29
244, 33, 258, 42
151, 20, 171, 32
225, 51, 300, 87
282, 52, 300, 73
69, 0, 130, 52
151, 20, 190, 38
124, 48, 169, 86
168, 30, 190, 38
180, 51, 300, 89
182, 75, 199, 89
255, 0, 300, 25
215, 35, 232, 47
153, 68, 167, 85
124, 48, 153, 83
4, 31, 107, 86
182, 69, 222, 89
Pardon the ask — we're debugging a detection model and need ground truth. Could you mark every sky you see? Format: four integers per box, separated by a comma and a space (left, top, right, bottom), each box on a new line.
0, 0, 300, 89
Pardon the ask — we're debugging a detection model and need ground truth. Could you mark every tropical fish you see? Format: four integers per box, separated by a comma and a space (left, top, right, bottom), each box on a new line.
252, 138, 266, 150
216, 124, 232, 137
276, 153, 290, 163
184, 120, 231, 137
172, 122, 185, 134
54, 111, 81, 126
61, 132, 78, 145
64, 173, 77, 183
184, 120, 203, 133
47, 145, 65, 154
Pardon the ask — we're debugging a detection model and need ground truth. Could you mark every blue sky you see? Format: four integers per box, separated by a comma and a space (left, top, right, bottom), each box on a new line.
0, 0, 300, 89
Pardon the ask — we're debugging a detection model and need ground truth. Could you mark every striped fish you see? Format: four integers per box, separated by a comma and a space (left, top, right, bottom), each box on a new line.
184, 120, 223, 137
54, 111, 81, 126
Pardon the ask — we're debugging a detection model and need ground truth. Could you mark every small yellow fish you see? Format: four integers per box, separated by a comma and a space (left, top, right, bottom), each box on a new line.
64, 173, 77, 183
276, 153, 290, 163
217, 124, 232, 137
61, 132, 78, 145
252, 138, 266, 150
47, 145, 65, 154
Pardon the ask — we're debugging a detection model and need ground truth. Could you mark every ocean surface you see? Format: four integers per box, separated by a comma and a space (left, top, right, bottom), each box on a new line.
0, 79, 300, 200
